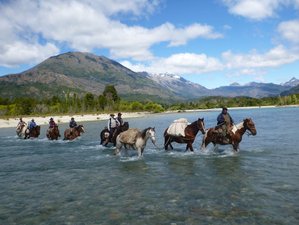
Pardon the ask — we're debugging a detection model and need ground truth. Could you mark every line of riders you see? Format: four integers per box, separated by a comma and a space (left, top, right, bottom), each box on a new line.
15, 108, 256, 153
16, 117, 85, 140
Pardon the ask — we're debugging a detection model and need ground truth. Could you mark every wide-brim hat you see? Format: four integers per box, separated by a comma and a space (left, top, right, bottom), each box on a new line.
118, 112, 122, 115
222, 107, 228, 110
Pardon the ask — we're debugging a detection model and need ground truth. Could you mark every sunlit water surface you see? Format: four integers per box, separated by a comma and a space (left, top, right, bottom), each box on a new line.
0, 107, 299, 224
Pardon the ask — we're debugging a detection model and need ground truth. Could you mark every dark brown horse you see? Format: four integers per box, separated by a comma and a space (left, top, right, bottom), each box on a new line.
164, 118, 205, 152
47, 125, 61, 140
201, 118, 257, 152
100, 122, 129, 146
24, 126, 41, 139
64, 125, 85, 141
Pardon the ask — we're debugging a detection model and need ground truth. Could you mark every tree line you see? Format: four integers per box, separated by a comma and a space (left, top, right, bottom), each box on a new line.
0, 85, 298, 117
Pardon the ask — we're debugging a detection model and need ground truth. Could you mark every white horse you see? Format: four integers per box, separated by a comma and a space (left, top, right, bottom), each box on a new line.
16, 124, 27, 138
115, 127, 156, 158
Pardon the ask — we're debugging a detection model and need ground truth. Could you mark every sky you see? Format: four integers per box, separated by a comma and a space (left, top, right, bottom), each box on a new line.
0, 0, 299, 89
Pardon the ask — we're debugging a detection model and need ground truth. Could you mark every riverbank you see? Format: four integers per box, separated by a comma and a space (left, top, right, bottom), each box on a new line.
0, 112, 151, 128
1, 105, 298, 128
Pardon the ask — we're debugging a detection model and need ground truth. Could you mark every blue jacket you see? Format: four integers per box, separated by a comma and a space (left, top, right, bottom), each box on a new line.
29, 121, 37, 129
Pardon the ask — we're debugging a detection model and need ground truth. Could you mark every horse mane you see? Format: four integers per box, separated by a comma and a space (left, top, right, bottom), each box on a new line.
140, 127, 151, 139
232, 121, 244, 134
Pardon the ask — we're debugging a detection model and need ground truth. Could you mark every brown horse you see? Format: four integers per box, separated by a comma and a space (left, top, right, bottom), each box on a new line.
47, 125, 61, 140
24, 126, 41, 139
100, 122, 129, 146
164, 118, 205, 152
64, 125, 85, 141
201, 118, 257, 152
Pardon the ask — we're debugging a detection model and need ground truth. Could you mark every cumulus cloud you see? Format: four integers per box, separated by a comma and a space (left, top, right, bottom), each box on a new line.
277, 19, 299, 44
222, 0, 299, 20
121, 53, 223, 74
122, 45, 299, 76
0, 0, 221, 66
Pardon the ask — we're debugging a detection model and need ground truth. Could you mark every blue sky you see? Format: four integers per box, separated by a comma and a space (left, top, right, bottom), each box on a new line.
0, 0, 299, 88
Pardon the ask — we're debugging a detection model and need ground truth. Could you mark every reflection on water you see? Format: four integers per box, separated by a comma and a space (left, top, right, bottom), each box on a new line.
0, 107, 299, 224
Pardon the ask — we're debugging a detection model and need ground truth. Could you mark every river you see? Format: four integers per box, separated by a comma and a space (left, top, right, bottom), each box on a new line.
0, 107, 298, 224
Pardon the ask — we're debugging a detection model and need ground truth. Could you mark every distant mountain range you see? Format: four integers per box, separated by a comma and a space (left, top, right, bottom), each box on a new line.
0, 52, 298, 102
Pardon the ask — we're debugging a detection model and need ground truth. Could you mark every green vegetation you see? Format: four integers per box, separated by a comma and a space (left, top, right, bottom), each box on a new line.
0, 85, 298, 118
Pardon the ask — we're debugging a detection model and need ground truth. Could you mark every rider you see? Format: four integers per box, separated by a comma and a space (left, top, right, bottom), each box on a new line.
69, 117, 77, 129
28, 119, 37, 133
16, 118, 27, 133
116, 112, 124, 126
216, 107, 234, 143
108, 113, 120, 140
49, 118, 57, 128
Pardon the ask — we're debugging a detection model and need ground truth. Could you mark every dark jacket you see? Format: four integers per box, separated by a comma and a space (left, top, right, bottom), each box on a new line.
69, 120, 77, 128
217, 113, 234, 125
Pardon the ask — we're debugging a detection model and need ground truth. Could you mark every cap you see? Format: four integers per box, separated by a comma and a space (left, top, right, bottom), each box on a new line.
222, 107, 228, 110
118, 112, 122, 116
50, 117, 53, 120
71, 117, 74, 120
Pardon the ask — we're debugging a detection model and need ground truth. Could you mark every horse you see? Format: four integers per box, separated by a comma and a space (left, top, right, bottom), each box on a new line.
115, 127, 156, 158
100, 122, 129, 146
201, 118, 257, 152
64, 125, 85, 141
46, 125, 61, 140
16, 124, 27, 138
24, 126, 41, 139
164, 118, 205, 152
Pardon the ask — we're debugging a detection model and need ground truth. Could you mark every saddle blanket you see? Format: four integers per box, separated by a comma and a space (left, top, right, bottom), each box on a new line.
167, 118, 189, 137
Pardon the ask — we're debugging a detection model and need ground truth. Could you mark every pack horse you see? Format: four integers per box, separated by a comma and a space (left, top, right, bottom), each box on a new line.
164, 118, 205, 152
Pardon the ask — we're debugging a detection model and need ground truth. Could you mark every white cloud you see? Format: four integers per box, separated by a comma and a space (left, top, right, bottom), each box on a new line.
122, 45, 299, 76
222, 45, 299, 70
0, 0, 221, 66
222, 0, 299, 20
277, 19, 299, 44
0, 42, 59, 67
122, 53, 223, 74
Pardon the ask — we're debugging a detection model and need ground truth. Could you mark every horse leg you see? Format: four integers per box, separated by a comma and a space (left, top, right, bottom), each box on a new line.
164, 136, 171, 150
232, 142, 239, 153
137, 147, 142, 158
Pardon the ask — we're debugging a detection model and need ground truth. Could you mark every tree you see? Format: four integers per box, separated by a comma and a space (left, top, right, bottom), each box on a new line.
103, 85, 120, 102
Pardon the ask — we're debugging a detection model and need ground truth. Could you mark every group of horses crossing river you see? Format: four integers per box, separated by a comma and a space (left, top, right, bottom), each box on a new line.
15, 116, 257, 157
16, 124, 85, 141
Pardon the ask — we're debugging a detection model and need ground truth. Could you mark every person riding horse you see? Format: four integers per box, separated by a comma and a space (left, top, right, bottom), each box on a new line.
215, 107, 234, 143
16, 118, 27, 134
108, 113, 120, 141
28, 119, 37, 133
69, 117, 78, 135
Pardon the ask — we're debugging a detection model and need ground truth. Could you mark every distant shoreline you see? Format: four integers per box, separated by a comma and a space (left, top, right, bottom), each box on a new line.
1, 105, 298, 129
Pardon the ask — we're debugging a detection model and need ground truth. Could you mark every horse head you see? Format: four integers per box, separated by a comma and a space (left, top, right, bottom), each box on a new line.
76, 125, 85, 133
197, 118, 205, 134
243, 118, 257, 136
144, 127, 156, 144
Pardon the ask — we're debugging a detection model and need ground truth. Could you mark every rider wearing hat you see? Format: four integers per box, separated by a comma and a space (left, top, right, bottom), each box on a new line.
69, 117, 77, 128
108, 113, 120, 140
116, 112, 123, 126
49, 117, 57, 128
216, 107, 234, 143
29, 119, 37, 131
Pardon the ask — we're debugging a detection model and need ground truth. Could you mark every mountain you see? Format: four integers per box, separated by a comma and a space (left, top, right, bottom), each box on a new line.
280, 84, 299, 96
0, 52, 179, 102
211, 82, 290, 98
0, 51, 297, 101
281, 77, 299, 87
146, 73, 211, 99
